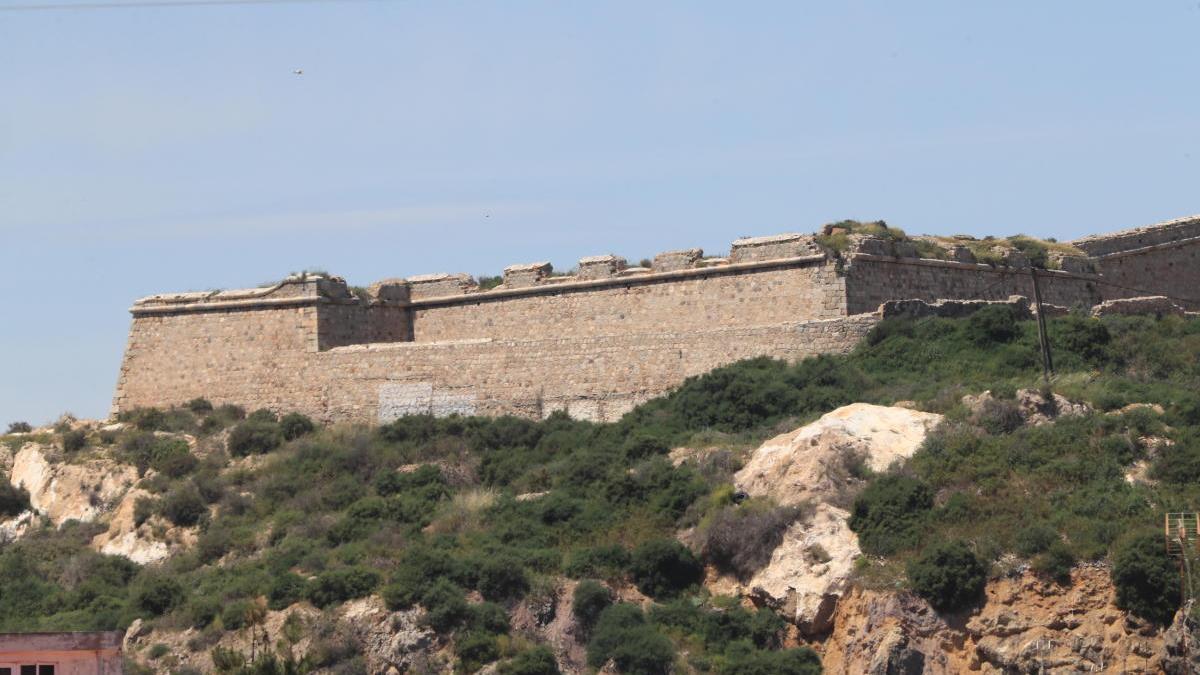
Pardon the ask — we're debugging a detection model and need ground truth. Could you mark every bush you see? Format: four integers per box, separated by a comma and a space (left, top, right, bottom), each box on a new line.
587, 604, 676, 675
572, 580, 612, 633
477, 554, 529, 601
906, 540, 987, 612
976, 398, 1024, 435
1033, 542, 1075, 584
499, 646, 561, 675
629, 539, 703, 599
419, 579, 470, 632
849, 475, 933, 556
965, 304, 1022, 345
268, 572, 309, 610
467, 602, 509, 635
132, 574, 185, 616
149, 438, 198, 478
1014, 522, 1057, 557
133, 496, 157, 526
307, 566, 380, 608
160, 483, 207, 527
62, 429, 87, 453
565, 544, 630, 580
187, 398, 214, 414
456, 631, 500, 671
701, 503, 805, 580
5, 422, 32, 434
1112, 531, 1180, 626
718, 642, 822, 675
0, 479, 30, 517
228, 419, 284, 457
280, 412, 316, 440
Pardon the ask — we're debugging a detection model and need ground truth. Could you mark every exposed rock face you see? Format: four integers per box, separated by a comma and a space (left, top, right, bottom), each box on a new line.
9, 443, 137, 526
90, 488, 178, 564
339, 595, 439, 673
822, 566, 1166, 674
719, 404, 942, 633
962, 389, 1090, 428
734, 403, 943, 508
1162, 604, 1200, 675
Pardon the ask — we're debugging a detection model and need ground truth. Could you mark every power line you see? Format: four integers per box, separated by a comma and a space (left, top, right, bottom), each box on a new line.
0, 0, 384, 11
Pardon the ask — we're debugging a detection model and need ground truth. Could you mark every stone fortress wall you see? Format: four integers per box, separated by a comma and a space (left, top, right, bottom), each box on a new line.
112, 215, 1200, 423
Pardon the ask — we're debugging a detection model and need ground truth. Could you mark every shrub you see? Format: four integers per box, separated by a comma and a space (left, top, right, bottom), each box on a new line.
629, 539, 703, 599
307, 567, 380, 608
456, 631, 500, 671
572, 580, 612, 633
160, 483, 207, 527
147, 643, 170, 660
268, 572, 309, 610
1033, 542, 1075, 585
467, 602, 509, 635
964, 304, 1022, 345
1054, 316, 1112, 365
477, 554, 529, 601
976, 398, 1024, 435
499, 646, 561, 675
132, 574, 185, 616
61, 429, 87, 453
187, 398, 214, 414
133, 496, 157, 527
149, 438, 198, 478
906, 540, 987, 612
849, 475, 933, 556
280, 412, 316, 440
701, 502, 805, 580
718, 642, 822, 675
419, 579, 470, 632
228, 419, 284, 457
0, 479, 30, 517
587, 604, 676, 675
211, 645, 245, 671
1014, 522, 1057, 557
1112, 531, 1180, 626
565, 544, 630, 580
5, 422, 32, 434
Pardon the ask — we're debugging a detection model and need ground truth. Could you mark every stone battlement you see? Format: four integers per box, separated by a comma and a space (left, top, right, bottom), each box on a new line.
113, 215, 1200, 423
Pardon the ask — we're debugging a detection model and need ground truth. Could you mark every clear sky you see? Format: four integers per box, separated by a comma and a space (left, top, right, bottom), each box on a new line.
1, 1, 1198, 424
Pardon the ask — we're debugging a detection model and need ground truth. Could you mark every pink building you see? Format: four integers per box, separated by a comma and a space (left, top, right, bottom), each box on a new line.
0, 633, 123, 675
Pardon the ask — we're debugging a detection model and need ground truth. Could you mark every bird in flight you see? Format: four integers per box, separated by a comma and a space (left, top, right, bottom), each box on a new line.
293, 69, 304, 76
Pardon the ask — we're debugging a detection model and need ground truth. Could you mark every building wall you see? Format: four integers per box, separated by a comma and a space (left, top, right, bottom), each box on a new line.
1091, 241, 1200, 310
112, 219, 1200, 423
409, 258, 847, 343
114, 310, 878, 423
843, 255, 1106, 315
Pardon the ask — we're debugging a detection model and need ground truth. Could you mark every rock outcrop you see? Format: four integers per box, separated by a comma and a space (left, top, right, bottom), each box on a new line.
718, 403, 943, 633
9, 443, 137, 526
822, 565, 1166, 674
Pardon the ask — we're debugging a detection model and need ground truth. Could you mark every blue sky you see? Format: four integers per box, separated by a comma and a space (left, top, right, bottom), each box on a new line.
2, 1, 1198, 424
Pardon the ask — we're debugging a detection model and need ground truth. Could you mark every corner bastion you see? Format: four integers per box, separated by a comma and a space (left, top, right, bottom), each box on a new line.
112, 214, 1200, 423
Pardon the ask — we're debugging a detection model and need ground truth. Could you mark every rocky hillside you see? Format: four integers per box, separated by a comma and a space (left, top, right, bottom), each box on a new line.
3, 306, 1200, 674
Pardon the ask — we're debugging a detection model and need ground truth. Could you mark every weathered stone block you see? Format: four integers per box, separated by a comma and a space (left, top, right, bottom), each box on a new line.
577, 255, 627, 280
406, 273, 477, 300
652, 248, 703, 273
729, 233, 819, 263
503, 262, 552, 289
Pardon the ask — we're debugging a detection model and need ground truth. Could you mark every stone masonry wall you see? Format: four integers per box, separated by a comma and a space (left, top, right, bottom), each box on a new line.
114, 309, 878, 423
410, 258, 847, 343
113, 217, 1200, 423
1088, 240, 1200, 310
843, 255, 1107, 315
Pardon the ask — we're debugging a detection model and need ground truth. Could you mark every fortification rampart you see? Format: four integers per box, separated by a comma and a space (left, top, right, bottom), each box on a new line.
112, 215, 1200, 423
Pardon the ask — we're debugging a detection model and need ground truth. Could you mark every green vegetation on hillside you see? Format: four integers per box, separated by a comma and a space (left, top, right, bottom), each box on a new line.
2, 307, 1199, 671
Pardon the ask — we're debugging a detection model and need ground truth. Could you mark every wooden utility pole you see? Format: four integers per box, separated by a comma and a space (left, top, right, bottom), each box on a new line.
1030, 267, 1054, 382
